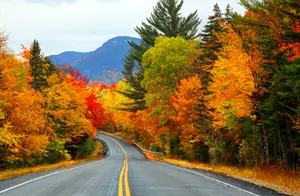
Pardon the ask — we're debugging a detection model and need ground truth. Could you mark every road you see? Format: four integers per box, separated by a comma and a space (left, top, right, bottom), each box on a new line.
0, 134, 283, 196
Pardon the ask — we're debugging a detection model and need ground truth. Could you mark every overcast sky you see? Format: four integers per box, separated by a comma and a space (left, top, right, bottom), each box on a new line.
0, 0, 245, 55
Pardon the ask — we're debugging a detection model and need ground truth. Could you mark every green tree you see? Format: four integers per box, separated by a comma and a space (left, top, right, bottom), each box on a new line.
223, 4, 233, 24
120, 0, 201, 112
29, 40, 57, 91
141, 36, 197, 124
199, 3, 232, 87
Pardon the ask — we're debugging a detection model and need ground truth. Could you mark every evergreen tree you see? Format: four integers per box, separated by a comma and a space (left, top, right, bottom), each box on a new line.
29, 40, 44, 90
29, 40, 58, 91
44, 57, 58, 76
223, 4, 233, 24
198, 3, 223, 88
120, 0, 201, 112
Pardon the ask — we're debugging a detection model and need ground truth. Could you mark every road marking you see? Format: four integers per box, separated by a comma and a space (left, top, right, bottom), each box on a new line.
0, 137, 112, 195
118, 160, 126, 196
109, 137, 131, 196
154, 161, 260, 196
124, 157, 130, 196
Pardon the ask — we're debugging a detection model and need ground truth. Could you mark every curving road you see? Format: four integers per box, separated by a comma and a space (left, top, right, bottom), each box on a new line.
0, 134, 283, 196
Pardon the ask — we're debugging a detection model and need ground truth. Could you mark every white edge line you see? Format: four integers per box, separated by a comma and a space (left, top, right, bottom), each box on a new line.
154, 161, 261, 196
0, 136, 112, 194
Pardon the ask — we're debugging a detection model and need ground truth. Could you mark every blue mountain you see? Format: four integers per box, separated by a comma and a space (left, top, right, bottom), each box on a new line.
48, 36, 141, 82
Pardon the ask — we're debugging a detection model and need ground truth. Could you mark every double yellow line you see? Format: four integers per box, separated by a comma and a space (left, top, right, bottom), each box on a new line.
110, 138, 131, 196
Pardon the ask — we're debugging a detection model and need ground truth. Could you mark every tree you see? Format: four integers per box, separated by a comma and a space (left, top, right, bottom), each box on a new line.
29, 40, 57, 91
141, 36, 197, 124
223, 4, 233, 24
208, 25, 262, 129
0, 35, 50, 166
120, 0, 201, 111
233, 0, 300, 167
171, 75, 208, 161
199, 3, 233, 87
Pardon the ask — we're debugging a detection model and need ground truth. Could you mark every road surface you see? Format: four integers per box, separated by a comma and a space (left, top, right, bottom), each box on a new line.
0, 134, 284, 196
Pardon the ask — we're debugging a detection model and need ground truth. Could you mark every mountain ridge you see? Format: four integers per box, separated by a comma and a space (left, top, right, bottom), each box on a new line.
48, 36, 141, 83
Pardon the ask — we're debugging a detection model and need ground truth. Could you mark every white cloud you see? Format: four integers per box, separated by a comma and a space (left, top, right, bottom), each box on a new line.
0, 0, 245, 55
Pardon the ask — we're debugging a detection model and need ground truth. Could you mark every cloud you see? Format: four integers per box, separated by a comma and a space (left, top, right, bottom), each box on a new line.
25, 0, 76, 6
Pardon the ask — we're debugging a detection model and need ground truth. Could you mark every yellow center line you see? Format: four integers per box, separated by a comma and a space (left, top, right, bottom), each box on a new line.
118, 160, 125, 196
110, 138, 131, 196
124, 157, 131, 196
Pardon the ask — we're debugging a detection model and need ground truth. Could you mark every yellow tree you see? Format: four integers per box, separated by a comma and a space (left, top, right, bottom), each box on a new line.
0, 35, 50, 164
207, 25, 263, 129
171, 75, 205, 159
172, 75, 203, 139
42, 73, 93, 141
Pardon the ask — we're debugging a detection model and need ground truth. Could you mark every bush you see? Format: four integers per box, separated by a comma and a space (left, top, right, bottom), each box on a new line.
46, 140, 71, 163
78, 139, 96, 157
150, 143, 161, 152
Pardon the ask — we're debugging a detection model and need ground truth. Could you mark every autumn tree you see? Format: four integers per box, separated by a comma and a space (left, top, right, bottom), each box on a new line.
232, 0, 300, 167
199, 3, 233, 87
0, 35, 50, 166
171, 75, 208, 161
141, 36, 197, 124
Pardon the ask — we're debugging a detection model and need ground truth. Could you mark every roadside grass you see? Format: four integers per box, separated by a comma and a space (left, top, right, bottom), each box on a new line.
145, 153, 300, 196
0, 140, 104, 181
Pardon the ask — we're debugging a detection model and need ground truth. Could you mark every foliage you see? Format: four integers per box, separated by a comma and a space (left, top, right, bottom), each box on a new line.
141, 36, 197, 123
120, 0, 201, 112
0, 36, 106, 168
107, 0, 300, 169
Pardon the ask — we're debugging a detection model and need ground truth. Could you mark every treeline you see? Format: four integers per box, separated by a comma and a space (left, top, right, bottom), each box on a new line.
0, 38, 106, 168
101, 0, 300, 168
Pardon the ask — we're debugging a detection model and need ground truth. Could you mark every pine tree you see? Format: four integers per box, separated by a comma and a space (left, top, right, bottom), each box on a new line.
223, 4, 233, 24
29, 40, 44, 90
44, 57, 58, 76
120, 0, 201, 112
199, 3, 223, 88
29, 40, 58, 91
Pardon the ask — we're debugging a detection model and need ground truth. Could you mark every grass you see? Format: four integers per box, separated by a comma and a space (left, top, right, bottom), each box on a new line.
145, 153, 300, 196
0, 140, 104, 181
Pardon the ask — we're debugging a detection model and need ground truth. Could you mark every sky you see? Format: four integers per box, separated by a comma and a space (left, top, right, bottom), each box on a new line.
0, 0, 245, 55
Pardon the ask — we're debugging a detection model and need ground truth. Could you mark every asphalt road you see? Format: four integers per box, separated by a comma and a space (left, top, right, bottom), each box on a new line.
0, 134, 284, 196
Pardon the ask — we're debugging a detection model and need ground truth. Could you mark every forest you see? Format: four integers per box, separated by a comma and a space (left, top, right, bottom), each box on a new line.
101, 0, 300, 169
0, 38, 108, 168
0, 0, 299, 178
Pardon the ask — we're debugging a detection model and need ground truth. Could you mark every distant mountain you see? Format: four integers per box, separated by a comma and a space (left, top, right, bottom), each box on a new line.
48, 36, 141, 83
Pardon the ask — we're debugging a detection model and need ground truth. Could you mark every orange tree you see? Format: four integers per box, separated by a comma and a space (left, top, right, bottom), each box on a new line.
0, 35, 50, 166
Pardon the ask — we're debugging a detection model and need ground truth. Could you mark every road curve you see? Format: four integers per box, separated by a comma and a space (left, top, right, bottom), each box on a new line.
0, 133, 283, 196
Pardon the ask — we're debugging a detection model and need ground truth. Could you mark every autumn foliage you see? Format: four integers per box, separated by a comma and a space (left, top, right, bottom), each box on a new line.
1, 1, 299, 194
0, 37, 106, 167
101, 0, 300, 171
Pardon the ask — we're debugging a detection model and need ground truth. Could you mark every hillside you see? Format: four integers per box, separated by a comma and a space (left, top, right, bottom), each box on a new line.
48, 36, 141, 83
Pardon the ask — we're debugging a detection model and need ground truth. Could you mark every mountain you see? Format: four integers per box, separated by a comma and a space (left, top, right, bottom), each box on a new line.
48, 36, 141, 83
